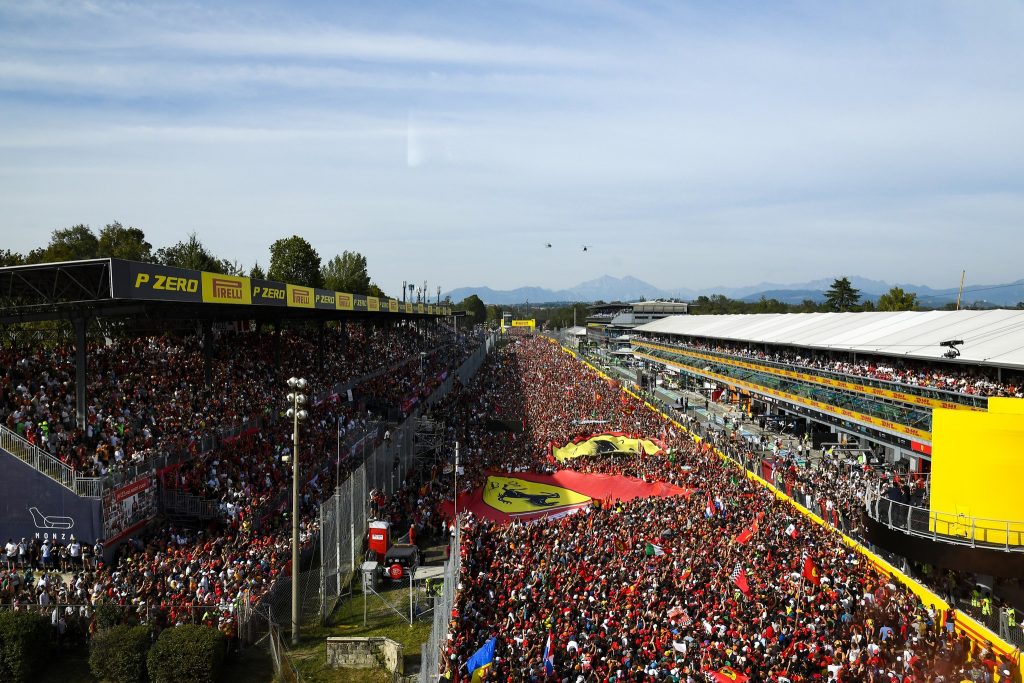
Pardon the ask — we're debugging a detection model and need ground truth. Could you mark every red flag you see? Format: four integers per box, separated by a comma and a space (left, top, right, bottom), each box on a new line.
709, 666, 750, 683
802, 556, 821, 585
730, 563, 750, 597
734, 526, 753, 545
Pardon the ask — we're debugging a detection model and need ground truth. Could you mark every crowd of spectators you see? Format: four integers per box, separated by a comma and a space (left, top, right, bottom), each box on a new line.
636, 335, 1024, 399
400, 337, 1014, 682
0, 320, 479, 644
0, 323, 455, 477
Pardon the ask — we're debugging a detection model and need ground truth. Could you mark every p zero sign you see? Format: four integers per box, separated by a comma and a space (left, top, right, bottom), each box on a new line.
113, 260, 203, 303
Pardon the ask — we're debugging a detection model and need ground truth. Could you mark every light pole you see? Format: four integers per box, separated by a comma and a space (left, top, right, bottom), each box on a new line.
286, 376, 309, 646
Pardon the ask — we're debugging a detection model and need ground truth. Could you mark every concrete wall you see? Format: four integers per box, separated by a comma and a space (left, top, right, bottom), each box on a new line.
326, 637, 404, 675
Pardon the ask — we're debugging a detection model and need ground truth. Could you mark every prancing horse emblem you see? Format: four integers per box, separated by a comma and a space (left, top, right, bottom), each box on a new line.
492, 481, 560, 508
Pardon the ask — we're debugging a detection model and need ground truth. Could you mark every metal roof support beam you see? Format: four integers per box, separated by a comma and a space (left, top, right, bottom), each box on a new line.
273, 324, 281, 367
201, 319, 213, 387
73, 314, 89, 430
317, 321, 325, 374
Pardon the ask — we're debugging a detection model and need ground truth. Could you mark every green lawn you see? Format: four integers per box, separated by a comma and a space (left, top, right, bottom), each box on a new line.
272, 586, 434, 683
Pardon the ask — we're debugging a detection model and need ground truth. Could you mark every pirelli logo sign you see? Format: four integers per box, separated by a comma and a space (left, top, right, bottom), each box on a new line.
286, 284, 315, 308
336, 293, 354, 311
201, 273, 251, 305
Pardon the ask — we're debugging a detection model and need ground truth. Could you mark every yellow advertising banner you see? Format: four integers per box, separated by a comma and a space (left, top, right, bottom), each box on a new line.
552, 433, 664, 462
388, 299, 399, 313
200, 272, 251, 305
634, 341, 981, 414
634, 350, 932, 442
285, 284, 315, 308
335, 292, 354, 311
405, 303, 413, 314
366, 296, 380, 312
511, 319, 535, 328
417, 303, 425, 313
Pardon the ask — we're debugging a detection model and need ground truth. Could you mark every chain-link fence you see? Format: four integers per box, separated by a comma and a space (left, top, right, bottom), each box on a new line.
236, 333, 494, 668
319, 335, 492, 620
319, 417, 417, 619
420, 524, 461, 683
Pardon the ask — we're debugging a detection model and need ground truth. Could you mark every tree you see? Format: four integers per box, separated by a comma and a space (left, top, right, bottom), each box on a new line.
97, 222, 154, 262
250, 262, 266, 280
268, 236, 322, 288
0, 249, 24, 266
753, 296, 788, 313
796, 299, 821, 313
367, 282, 387, 298
876, 286, 918, 311
824, 277, 861, 312
458, 294, 487, 323
28, 225, 100, 263
321, 251, 370, 294
155, 232, 231, 273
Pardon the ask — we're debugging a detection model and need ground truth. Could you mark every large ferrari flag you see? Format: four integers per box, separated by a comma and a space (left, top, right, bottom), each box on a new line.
439, 470, 691, 523
552, 432, 665, 462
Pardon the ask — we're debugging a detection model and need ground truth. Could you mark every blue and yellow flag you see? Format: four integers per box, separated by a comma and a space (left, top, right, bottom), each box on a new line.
466, 637, 496, 681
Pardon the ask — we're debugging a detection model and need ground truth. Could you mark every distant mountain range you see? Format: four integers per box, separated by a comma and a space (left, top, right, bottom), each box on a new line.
445, 275, 1024, 307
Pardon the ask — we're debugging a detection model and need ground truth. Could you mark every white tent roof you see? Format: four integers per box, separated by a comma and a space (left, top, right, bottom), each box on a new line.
634, 310, 1024, 370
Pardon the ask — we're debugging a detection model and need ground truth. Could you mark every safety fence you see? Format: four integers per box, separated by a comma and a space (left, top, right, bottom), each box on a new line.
237, 333, 493, 679
420, 524, 461, 683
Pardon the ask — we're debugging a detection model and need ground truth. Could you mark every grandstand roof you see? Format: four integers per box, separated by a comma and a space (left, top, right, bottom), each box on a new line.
634, 309, 1024, 370
0, 257, 450, 324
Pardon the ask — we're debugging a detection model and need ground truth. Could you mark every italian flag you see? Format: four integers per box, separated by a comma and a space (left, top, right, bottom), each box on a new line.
645, 542, 667, 557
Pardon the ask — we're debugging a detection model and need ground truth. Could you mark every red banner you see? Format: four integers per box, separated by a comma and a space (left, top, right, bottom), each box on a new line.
438, 470, 691, 523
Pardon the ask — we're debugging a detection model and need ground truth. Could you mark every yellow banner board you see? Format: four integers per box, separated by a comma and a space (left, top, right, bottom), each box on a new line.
335, 292, 354, 311
366, 296, 379, 312
200, 272, 251, 305
388, 299, 399, 313
285, 284, 315, 308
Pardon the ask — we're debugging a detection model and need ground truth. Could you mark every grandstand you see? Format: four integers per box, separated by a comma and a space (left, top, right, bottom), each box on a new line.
0, 258, 469, 665
4, 260, 1023, 682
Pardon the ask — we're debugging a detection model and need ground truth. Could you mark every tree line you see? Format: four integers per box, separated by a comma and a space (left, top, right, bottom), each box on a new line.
0, 223, 386, 297
452, 277, 950, 329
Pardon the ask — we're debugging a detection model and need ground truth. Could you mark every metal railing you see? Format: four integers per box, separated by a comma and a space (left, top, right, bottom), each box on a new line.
864, 489, 1024, 552
0, 424, 103, 498
0, 415, 266, 500
160, 489, 220, 520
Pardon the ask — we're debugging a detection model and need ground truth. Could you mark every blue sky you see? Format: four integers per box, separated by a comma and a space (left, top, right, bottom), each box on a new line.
1, 0, 1022, 294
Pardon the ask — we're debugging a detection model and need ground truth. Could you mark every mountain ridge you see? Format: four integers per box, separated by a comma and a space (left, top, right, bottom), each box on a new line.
444, 275, 1024, 307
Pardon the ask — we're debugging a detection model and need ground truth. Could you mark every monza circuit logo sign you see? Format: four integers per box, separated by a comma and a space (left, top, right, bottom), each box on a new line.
29, 507, 74, 530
